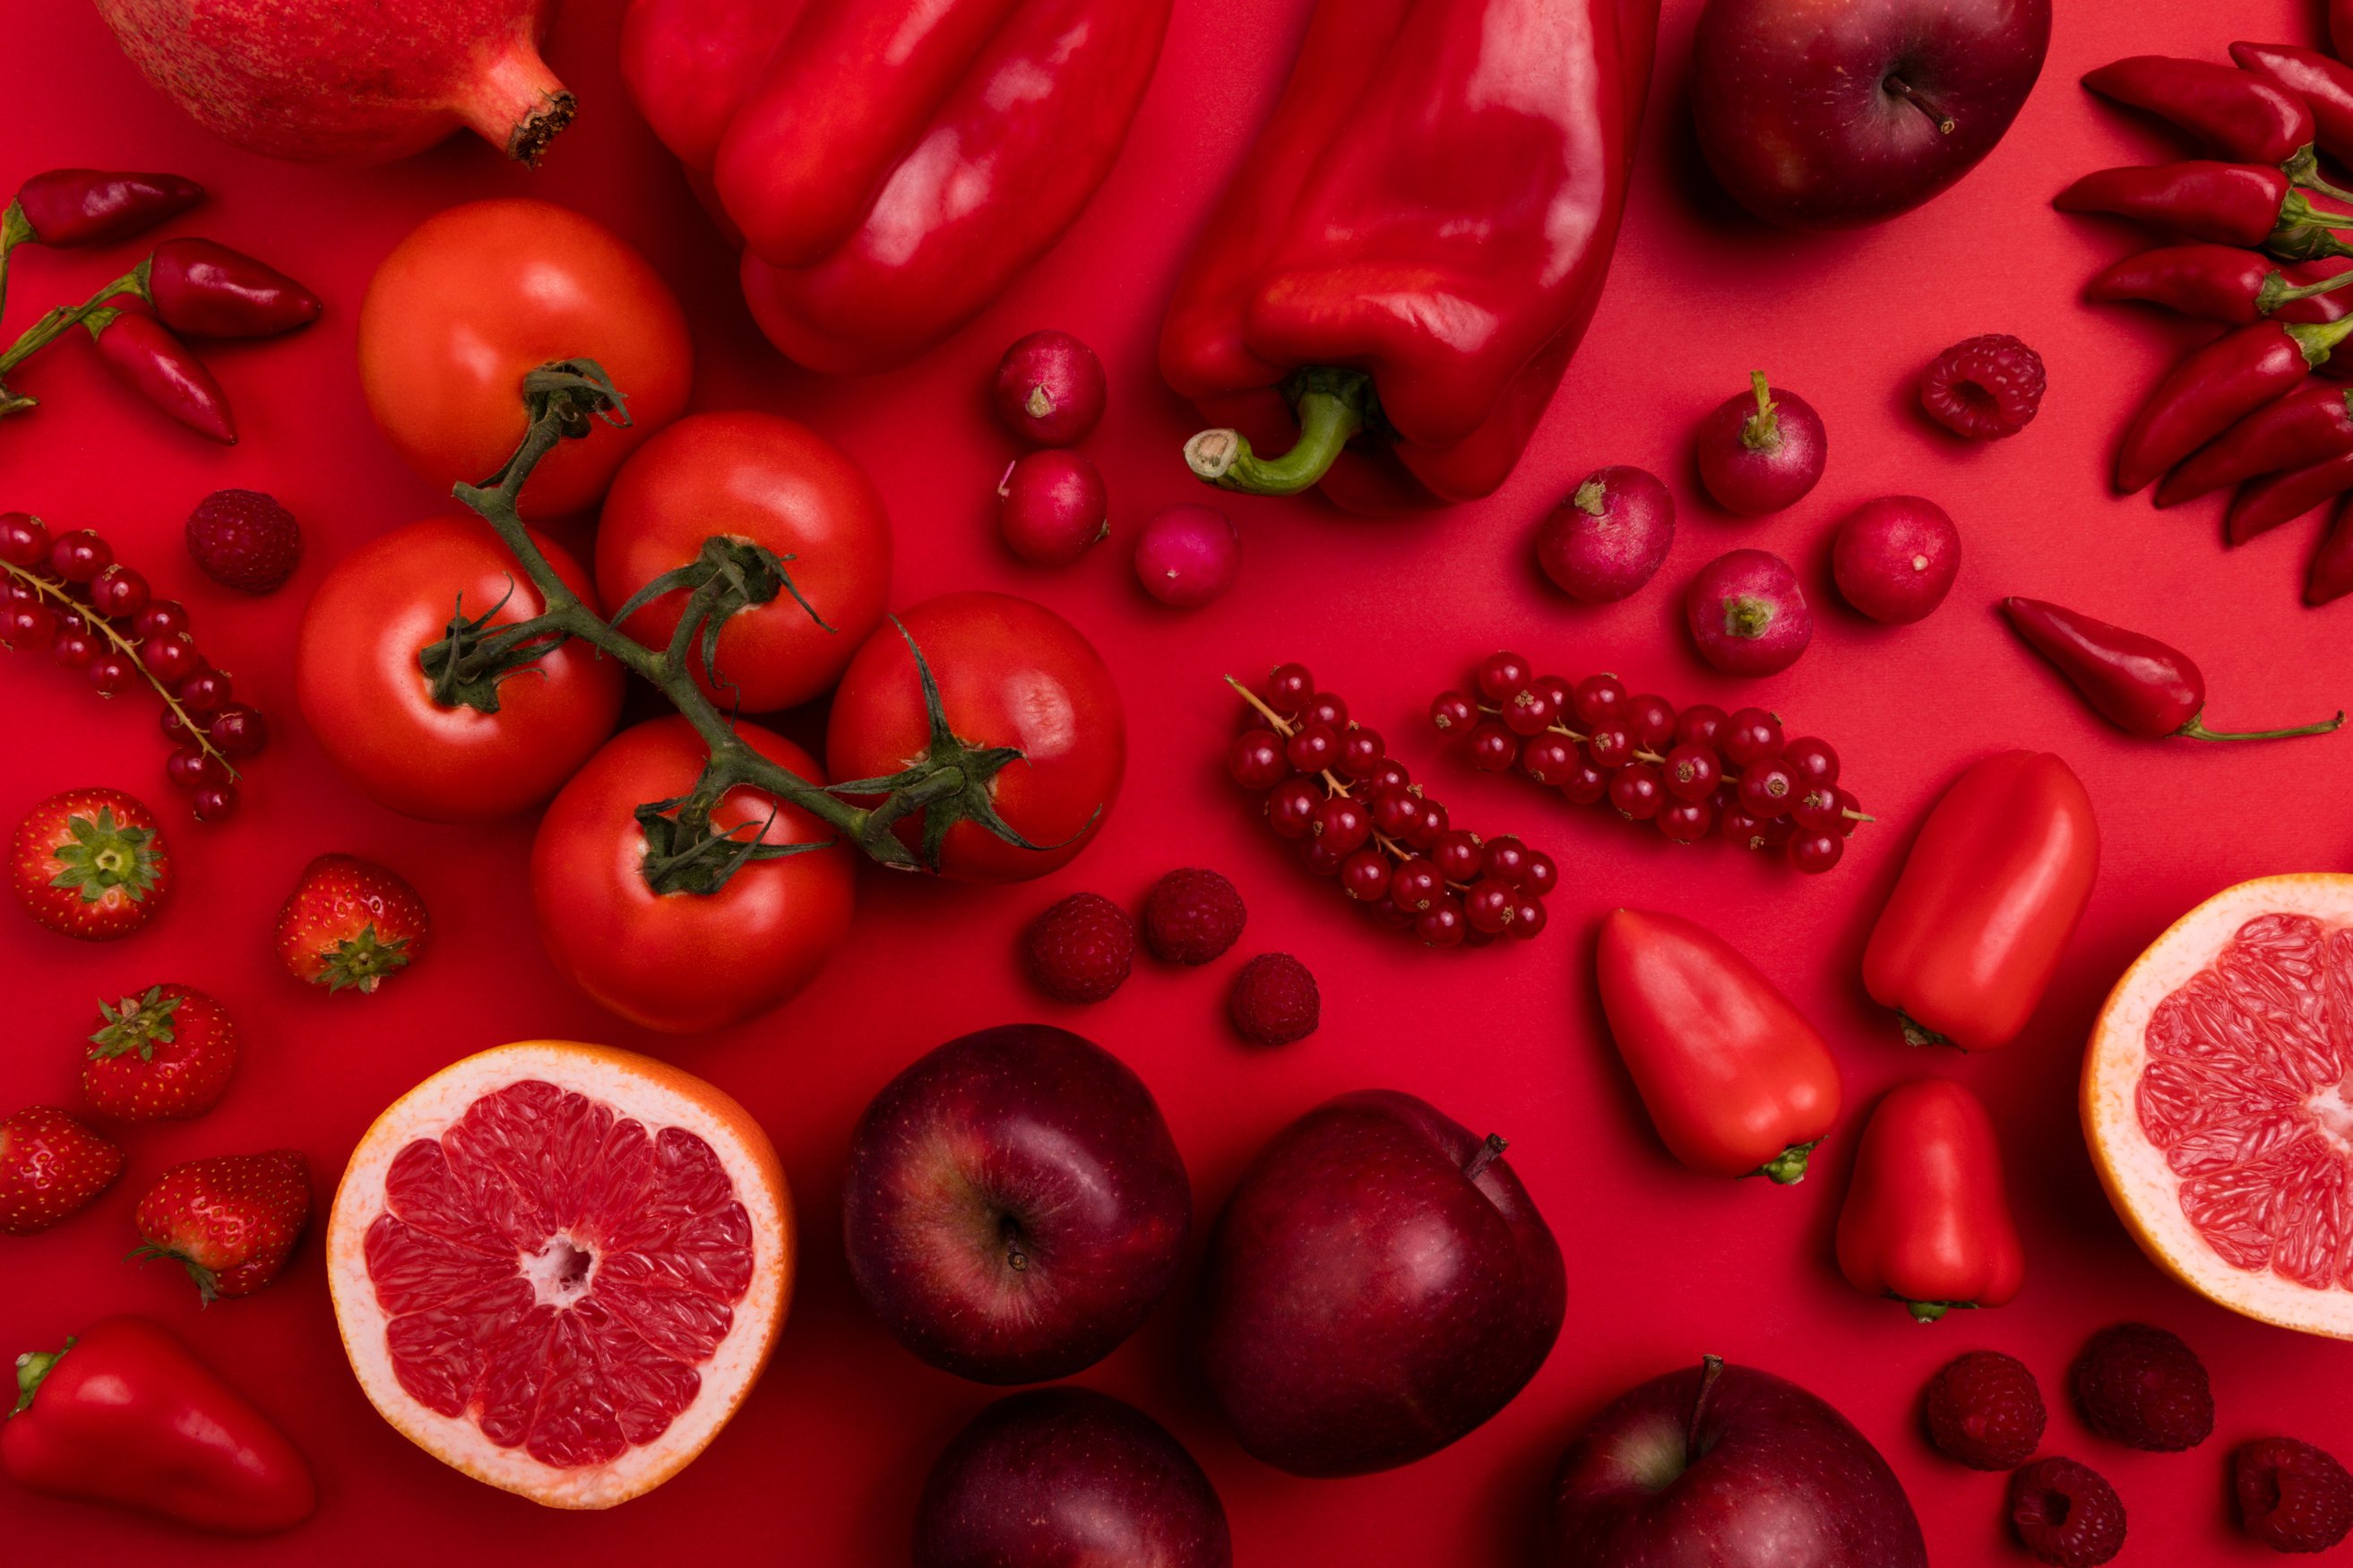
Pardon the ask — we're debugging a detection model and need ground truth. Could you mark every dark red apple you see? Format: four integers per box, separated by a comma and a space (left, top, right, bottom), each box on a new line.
1692, 0, 2051, 229
843, 1024, 1191, 1383
915, 1388, 1231, 1568
1196, 1089, 1565, 1477
1547, 1357, 1928, 1567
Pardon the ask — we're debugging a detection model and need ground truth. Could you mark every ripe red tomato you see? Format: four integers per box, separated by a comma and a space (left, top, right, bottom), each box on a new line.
296, 516, 625, 823
825, 591, 1125, 883
597, 410, 892, 712
530, 716, 857, 1033
357, 199, 691, 519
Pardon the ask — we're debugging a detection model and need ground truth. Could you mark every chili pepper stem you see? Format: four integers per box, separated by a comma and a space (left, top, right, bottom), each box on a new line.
1882, 75, 1955, 134
1185, 367, 1372, 495
2259, 264, 2353, 311
2285, 145, 2353, 209
2175, 708, 2346, 741
1756, 1140, 1821, 1185
0, 201, 31, 324
2288, 314, 2353, 366
0, 264, 149, 382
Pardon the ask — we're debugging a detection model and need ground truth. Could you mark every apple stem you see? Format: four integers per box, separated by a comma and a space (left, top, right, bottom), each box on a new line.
1002, 1218, 1030, 1273
1883, 75, 1956, 135
1462, 1133, 1508, 1182
1686, 1354, 1726, 1462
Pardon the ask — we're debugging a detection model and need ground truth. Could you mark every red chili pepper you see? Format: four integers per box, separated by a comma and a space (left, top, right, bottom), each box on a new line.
2309, 495, 2353, 603
3, 1315, 314, 1533
2116, 316, 2353, 492
85, 309, 237, 444
2226, 445, 2353, 541
2231, 43, 2353, 171
2002, 597, 2342, 741
2055, 160, 2353, 259
1834, 1079, 2024, 1323
2084, 244, 2353, 324
1159, 0, 1661, 513
4, 169, 203, 251
1594, 909, 1842, 1185
1863, 751, 2099, 1052
716, 0, 1175, 375
2155, 383, 2353, 504
143, 239, 322, 339
2082, 56, 2314, 166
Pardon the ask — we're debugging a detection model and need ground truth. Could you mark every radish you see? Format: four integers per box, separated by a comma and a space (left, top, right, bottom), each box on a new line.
1695, 373, 1826, 516
92, 0, 575, 165
992, 332, 1108, 448
1685, 549, 1812, 675
1536, 466, 1675, 602
1832, 495, 1961, 624
996, 452, 1108, 566
1133, 505, 1238, 607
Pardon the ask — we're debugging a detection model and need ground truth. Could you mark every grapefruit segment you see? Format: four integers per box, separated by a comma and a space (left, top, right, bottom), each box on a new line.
2087, 875, 2353, 1340
329, 1042, 792, 1507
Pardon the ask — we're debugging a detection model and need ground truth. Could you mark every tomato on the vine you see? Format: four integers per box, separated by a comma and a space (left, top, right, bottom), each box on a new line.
296, 516, 625, 823
530, 716, 856, 1034
357, 199, 691, 519
597, 410, 892, 711
825, 591, 1125, 883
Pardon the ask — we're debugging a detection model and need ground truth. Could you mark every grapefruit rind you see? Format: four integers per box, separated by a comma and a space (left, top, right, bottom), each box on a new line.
2084, 874, 2353, 1341
327, 1041, 793, 1507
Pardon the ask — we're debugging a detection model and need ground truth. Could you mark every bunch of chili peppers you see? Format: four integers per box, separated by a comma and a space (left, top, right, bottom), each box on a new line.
0, 167, 320, 441
2058, 47, 2353, 602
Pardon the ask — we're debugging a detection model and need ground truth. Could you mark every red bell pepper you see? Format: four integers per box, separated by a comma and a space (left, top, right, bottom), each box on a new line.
2002, 597, 2342, 741
2082, 56, 2314, 167
2084, 244, 2353, 325
2157, 383, 2353, 504
2115, 315, 2353, 493
1835, 1079, 2024, 1323
4, 1315, 314, 1533
2226, 445, 2353, 542
1159, 0, 1662, 513
714, 0, 1174, 375
619, 0, 803, 171
1863, 751, 2098, 1051
1595, 909, 1842, 1184
2231, 43, 2353, 172
2309, 495, 2353, 603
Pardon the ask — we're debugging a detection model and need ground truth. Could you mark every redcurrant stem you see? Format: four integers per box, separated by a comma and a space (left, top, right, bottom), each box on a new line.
0, 560, 237, 779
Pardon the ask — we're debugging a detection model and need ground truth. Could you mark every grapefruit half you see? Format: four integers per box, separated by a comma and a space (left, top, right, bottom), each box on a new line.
327, 1041, 793, 1506
2085, 875, 2353, 1340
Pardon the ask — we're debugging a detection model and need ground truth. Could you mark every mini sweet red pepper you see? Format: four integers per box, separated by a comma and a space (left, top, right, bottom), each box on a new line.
84, 308, 236, 444
1835, 1079, 2024, 1324
2227, 446, 2353, 541
2082, 56, 2314, 167
2156, 383, 2353, 504
1595, 909, 1842, 1184
1159, 0, 1662, 513
619, 0, 804, 171
715, 0, 1174, 375
2231, 43, 2353, 170
142, 239, 322, 339
2003, 597, 2342, 741
2309, 495, 2353, 603
2055, 161, 2353, 256
4, 1314, 314, 1533
2085, 244, 2353, 324
2116, 315, 2353, 492
1863, 751, 2098, 1052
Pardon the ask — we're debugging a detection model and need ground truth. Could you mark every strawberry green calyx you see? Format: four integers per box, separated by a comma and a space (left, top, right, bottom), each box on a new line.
87, 986, 182, 1061
126, 1242, 220, 1305
314, 924, 411, 995
47, 807, 164, 904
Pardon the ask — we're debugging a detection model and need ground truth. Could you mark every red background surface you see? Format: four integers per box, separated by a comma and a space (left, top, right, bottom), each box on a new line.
4, 0, 2352, 1563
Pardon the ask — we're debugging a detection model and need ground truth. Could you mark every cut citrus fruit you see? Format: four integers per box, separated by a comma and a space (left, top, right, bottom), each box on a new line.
2085, 874, 2353, 1340
326, 1041, 792, 1506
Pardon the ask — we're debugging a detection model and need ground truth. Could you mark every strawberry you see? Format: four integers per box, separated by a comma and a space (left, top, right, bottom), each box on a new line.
0, 1107, 125, 1234
131, 1150, 311, 1302
8, 789, 173, 941
274, 853, 428, 994
82, 983, 239, 1121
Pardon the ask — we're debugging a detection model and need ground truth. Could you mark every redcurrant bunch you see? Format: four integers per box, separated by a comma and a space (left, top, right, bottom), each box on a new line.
1428, 650, 1868, 874
1, 511, 264, 822
1227, 662, 1555, 948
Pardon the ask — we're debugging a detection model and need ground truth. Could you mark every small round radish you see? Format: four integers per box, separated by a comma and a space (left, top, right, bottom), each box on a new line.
1133, 504, 1238, 607
1696, 372, 1826, 516
1832, 495, 1961, 624
1685, 548, 1812, 675
992, 330, 1107, 447
1536, 465, 1675, 602
997, 451, 1108, 565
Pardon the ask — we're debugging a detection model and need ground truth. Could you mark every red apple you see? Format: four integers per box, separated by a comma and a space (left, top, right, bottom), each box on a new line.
1547, 1357, 1927, 1567
1196, 1089, 1564, 1477
843, 1024, 1190, 1383
1692, 0, 2051, 228
915, 1388, 1231, 1568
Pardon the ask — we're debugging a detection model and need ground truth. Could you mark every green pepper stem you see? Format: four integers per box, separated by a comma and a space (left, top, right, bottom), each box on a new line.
2288, 314, 2353, 367
12, 1340, 70, 1416
1184, 369, 1372, 495
1756, 1140, 1820, 1185
2176, 709, 2344, 742
2260, 265, 2353, 311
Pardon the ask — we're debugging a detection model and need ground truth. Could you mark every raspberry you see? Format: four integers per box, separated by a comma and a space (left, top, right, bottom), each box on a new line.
1923, 1349, 2045, 1470
1142, 867, 1245, 964
2236, 1436, 2353, 1554
2070, 1322, 2212, 1452
2010, 1457, 2127, 1567
1228, 952, 1317, 1046
185, 488, 301, 594
1920, 333, 2046, 439
1023, 892, 1132, 1004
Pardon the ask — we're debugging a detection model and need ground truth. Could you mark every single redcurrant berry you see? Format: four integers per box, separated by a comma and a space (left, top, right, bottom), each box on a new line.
1433, 830, 1486, 883
1467, 721, 1521, 772
1340, 849, 1392, 903
1737, 759, 1798, 819
1674, 703, 1728, 751
1503, 687, 1556, 736
1560, 762, 1609, 806
209, 703, 270, 758
53, 624, 98, 669
1409, 797, 1449, 846
1609, 762, 1664, 821
1312, 795, 1372, 853
1416, 897, 1468, 947
1533, 673, 1573, 711
1286, 722, 1340, 773
1788, 831, 1844, 874
159, 705, 194, 744
1303, 690, 1349, 729
1782, 736, 1840, 788
1, 603, 55, 649
1721, 707, 1783, 767
1833, 788, 1865, 837
1369, 784, 1421, 837
1461, 878, 1513, 935
1720, 806, 1769, 849
1371, 894, 1418, 929
1429, 690, 1476, 732
132, 599, 189, 642
142, 633, 203, 683
87, 652, 135, 695
1657, 798, 1712, 843
1481, 836, 1530, 885
1300, 835, 1348, 876
0, 513, 50, 566
89, 564, 150, 620
192, 783, 239, 823
1520, 733, 1576, 785
1515, 849, 1558, 897
1337, 726, 1386, 779
1367, 757, 1410, 791
1508, 897, 1547, 940
177, 666, 234, 715
1265, 778, 1322, 838
1584, 726, 1633, 769
1392, 859, 1445, 912
1662, 744, 1720, 802
1265, 662, 1314, 714
1476, 650, 1531, 700
165, 745, 226, 791
1790, 785, 1843, 831
1625, 694, 1676, 752
48, 529, 111, 582
1228, 728, 1288, 789
1571, 673, 1626, 727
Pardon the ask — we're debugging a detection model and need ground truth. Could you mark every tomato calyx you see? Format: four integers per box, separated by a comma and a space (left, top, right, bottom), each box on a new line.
418, 579, 573, 713
607, 533, 832, 695
88, 985, 182, 1062
634, 784, 830, 896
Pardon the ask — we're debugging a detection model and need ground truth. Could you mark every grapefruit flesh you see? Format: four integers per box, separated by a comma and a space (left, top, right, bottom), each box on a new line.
2086, 875, 2353, 1340
330, 1042, 791, 1506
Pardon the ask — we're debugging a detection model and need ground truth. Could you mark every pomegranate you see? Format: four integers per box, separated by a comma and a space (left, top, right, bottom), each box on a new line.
92, 0, 576, 165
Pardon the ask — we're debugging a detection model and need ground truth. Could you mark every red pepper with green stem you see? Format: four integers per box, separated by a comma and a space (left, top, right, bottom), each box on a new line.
84, 308, 236, 444
2003, 597, 2342, 740
2085, 244, 2353, 324
2116, 314, 2353, 492
1159, 0, 1661, 513
2226, 445, 2353, 541
2155, 383, 2353, 504
2082, 56, 2315, 168
2230, 43, 2353, 171
1835, 1079, 2024, 1324
2055, 161, 2353, 254
0, 168, 203, 321
1594, 909, 1841, 1185
4, 1315, 314, 1533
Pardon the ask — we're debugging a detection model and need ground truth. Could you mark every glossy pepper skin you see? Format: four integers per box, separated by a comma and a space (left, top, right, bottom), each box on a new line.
1863, 751, 2098, 1052
2115, 316, 2353, 492
4, 1315, 314, 1533
619, 0, 804, 171
2053, 160, 2353, 257
1594, 909, 1841, 1184
2227, 445, 2353, 541
86, 309, 235, 444
144, 239, 322, 339
718, 0, 1174, 375
2085, 244, 2353, 325
3, 169, 203, 251
2230, 43, 2353, 171
2082, 56, 2314, 166
2310, 495, 2353, 603
1835, 1080, 2024, 1323
2003, 597, 2342, 741
2156, 383, 2353, 504
1159, 0, 1661, 513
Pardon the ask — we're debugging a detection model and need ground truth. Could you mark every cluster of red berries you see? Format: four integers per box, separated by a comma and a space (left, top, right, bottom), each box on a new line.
1428, 650, 1866, 874
0, 513, 266, 822
1226, 662, 1555, 948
